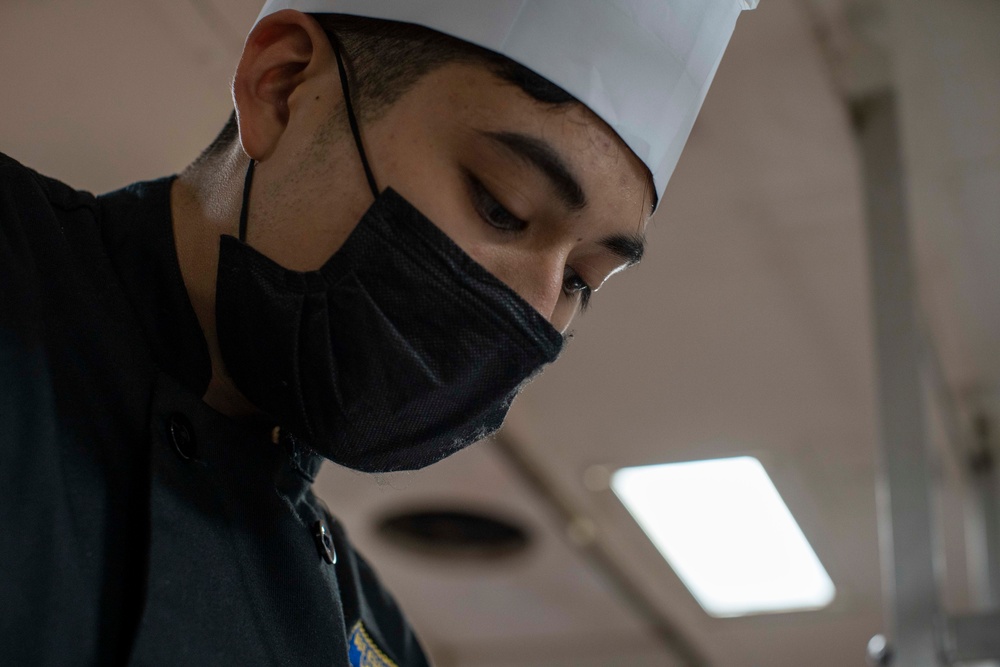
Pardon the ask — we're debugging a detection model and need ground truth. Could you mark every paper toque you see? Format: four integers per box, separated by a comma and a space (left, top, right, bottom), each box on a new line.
254, 0, 758, 204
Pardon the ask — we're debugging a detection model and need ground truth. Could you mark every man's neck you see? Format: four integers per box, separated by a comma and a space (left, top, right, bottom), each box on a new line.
171, 147, 260, 418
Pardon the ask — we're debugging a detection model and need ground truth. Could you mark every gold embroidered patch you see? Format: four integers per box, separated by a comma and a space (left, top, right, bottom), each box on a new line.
348, 621, 398, 667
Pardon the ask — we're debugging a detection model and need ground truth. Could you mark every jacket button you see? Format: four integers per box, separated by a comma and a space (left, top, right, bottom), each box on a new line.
167, 413, 197, 460
312, 521, 337, 565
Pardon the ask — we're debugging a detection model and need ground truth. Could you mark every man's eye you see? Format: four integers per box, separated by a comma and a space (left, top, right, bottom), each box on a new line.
563, 268, 593, 311
465, 172, 528, 232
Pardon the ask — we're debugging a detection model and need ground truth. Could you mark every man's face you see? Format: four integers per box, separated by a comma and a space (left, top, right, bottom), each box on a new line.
244, 44, 654, 333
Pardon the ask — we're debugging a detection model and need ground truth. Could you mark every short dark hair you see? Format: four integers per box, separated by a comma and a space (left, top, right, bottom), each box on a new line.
198, 14, 576, 162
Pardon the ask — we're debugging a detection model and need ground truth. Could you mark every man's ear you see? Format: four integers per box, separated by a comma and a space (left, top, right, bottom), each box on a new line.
232, 10, 333, 161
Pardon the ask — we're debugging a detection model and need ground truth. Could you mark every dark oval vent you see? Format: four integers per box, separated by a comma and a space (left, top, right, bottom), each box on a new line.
377, 508, 530, 560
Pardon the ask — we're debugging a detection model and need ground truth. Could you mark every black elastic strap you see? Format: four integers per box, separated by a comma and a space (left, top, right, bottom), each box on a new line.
238, 36, 375, 243
238, 159, 255, 242
330, 33, 379, 199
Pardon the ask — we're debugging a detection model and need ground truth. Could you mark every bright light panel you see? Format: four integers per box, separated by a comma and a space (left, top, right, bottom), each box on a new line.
611, 456, 835, 617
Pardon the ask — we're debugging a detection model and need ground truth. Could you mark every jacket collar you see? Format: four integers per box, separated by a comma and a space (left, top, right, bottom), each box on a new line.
97, 176, 212, 395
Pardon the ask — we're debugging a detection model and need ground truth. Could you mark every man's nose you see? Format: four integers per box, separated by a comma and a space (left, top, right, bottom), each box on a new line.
495, 255, 566, 326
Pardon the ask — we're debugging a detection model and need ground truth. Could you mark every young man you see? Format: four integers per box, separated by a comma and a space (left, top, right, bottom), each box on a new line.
0, 1, 756, 665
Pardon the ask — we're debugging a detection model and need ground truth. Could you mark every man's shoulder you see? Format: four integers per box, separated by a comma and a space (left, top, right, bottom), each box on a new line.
0, 151, 96, 214
0, 151, 105, 348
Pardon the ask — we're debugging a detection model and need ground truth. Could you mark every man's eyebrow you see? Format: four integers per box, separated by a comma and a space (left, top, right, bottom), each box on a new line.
481, 130, 587, 211
601, 232, 646, 267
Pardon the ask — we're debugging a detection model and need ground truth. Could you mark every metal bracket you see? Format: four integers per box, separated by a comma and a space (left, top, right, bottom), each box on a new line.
944, 612, 1000, 663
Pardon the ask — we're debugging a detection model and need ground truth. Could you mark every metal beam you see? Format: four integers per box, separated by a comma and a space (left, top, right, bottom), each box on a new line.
855, 91, 944, 666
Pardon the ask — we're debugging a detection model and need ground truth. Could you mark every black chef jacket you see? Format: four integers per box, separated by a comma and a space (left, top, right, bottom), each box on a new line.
0, 152, 429, 667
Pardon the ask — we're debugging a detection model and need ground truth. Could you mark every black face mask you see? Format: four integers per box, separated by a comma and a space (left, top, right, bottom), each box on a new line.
213, 41, 563, 473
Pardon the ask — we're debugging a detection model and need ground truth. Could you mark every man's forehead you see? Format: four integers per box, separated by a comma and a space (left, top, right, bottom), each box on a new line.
471, 115, 654, 228
424, 63, 653, 221
486, 95, 656, 219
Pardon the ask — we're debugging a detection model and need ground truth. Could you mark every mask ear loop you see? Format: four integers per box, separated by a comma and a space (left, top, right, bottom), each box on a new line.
238, 159, 255, 243
330, 32, 380, 200
237, 33, 377, 244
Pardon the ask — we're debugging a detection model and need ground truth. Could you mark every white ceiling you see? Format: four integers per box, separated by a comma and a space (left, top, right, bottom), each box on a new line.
2, 1, 996, 666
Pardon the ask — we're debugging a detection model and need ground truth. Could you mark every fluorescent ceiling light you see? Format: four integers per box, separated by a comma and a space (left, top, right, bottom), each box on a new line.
611, 456, 835, 617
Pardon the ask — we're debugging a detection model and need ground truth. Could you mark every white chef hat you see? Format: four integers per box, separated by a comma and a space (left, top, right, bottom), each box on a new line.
254, 0, 758, 205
